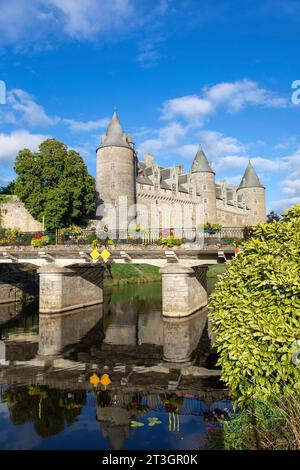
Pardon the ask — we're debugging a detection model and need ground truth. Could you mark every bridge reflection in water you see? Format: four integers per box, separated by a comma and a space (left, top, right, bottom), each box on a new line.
0, 283, 228, 450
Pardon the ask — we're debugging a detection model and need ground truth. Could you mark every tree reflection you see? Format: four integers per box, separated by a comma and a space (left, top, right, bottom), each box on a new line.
3, 385, 86, 437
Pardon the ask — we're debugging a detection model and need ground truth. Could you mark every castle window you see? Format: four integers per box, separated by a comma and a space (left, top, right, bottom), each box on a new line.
189, 188, 193, 195
204, 198, 208, 204
254, 199, 258, 204
111, 182, 115, 189
172, 184, 176, 193
140, 184, 144, 190
203, 184, 207, 190
154, 184, 158, 191
154, 171, 158, 178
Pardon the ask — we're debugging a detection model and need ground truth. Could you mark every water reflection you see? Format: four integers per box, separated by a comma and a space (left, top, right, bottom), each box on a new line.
0, 282, 227, 450
38, 304, 103, 356
0, 282, 209, 366
0, 383, 230, 450
3, 385, 86, 438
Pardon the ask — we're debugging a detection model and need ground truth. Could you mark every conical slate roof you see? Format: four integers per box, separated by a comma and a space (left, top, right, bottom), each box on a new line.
99, 112, 130, 149
191, 145, 214, 174
238, 161, 264, 189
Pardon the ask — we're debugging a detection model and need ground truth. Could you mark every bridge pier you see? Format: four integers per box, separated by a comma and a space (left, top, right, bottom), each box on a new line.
0, 283, 24, 304
163, 310, 207, 363
160, 264, 207, 318
38, 264, 104, 313
38, 304, 103, 356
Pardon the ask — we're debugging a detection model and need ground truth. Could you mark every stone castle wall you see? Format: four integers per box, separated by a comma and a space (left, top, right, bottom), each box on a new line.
0, 196, 42, 232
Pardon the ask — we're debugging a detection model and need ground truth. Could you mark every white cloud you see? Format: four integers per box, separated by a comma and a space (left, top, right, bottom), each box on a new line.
0, 130, 50, 162
0, 0, 169, 51
47, 0, 133, 40
161, 79, 287, 123
270, 197, 300, 214
199, 130, 246, 158
282, 179, 300, 196
136, 48, 161, 68
2, 87, 109, 135
138, 121, 187, 155
161, 95, 213, 122
6, 89, 59, 127
204, 79, 287, 112
63, 117, 109, 132
281, 148, 300, 196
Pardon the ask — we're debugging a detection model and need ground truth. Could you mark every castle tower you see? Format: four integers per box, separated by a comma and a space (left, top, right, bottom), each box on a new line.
96, 112, 136, 236
190, 145, 217, 223
237, 161, 266, 225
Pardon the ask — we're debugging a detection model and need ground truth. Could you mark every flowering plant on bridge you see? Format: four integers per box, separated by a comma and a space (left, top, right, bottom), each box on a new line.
0, 228, 21, 245
158, 235, 182, 248
204, 222, 222, 234
31, 233, 50, 248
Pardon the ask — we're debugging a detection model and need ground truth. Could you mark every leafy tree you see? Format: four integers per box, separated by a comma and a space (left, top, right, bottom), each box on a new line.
267, 210, 281, 223
0, 181, 15, 194
14, 139, 96, 229
209, 205, 300, 406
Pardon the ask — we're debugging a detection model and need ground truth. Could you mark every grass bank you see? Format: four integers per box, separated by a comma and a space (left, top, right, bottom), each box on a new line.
104, 263, 161, 287
206, 395, 300, 450
104, 262, 229, 287
207, 263, 228, 278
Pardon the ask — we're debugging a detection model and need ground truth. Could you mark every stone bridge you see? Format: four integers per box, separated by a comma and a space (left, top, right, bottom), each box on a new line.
0, 246, 233, 317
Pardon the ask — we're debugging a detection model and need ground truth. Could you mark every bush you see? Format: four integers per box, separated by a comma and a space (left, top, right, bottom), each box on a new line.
243, 225, 256, 240
204, 222, 222, 232
0, 228, 21, 245
31, 235, 50, 248
220, 394, 300, 450
158, 235, 182, 248
209, 205, 300, 406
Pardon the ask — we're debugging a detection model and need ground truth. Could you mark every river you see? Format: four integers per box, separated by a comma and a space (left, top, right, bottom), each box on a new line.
0, 277, 231, 450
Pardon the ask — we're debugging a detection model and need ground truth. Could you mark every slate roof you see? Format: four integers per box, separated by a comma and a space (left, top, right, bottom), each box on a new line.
191, 145, 214, 174
99, 112, 131, 149
238, 162, 264, 189
136, 174, 154, 185
160, 180, 171, 190
178, 185, 189, 193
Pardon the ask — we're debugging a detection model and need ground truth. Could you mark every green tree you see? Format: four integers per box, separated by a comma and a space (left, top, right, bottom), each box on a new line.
0, 181, 15, 194
266, 210, 281, 223
14, 139, 96, 229
209, 205, 300, 406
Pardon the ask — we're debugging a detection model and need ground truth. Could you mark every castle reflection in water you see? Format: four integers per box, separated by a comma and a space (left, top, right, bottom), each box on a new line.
0, 283, 229, 450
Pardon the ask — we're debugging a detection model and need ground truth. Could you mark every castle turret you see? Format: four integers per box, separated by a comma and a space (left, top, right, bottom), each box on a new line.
190, 145, 217, 223
237, 161, 266, 225
96, 112, 136, 235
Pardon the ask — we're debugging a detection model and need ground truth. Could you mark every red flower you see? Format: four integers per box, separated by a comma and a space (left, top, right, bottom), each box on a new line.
33, 232, 43, 239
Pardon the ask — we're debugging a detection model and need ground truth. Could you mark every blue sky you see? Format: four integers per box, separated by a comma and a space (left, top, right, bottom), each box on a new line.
0, 0, 300, 213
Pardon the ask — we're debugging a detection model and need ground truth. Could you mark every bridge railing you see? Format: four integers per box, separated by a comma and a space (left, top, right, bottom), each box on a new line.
0, 227, 245, 247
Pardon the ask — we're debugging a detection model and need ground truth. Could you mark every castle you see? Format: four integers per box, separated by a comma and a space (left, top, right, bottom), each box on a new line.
0, 111, 266, 234
96, 112, 266, 232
